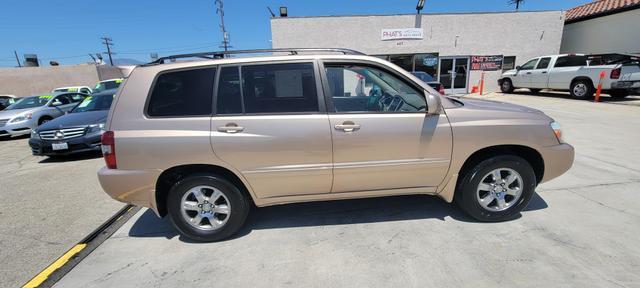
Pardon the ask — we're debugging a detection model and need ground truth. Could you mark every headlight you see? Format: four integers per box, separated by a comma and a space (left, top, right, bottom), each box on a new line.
550, 121, 563, 143
10, 112, 33, 123
86, 123, 105, 134
30, 129, 39, 139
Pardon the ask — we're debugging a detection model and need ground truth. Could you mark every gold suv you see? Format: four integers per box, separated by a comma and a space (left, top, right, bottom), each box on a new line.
98, 49, 574, 241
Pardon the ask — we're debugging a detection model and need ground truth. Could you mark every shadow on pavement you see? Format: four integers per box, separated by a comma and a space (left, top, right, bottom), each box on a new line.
0, 134, 29, 141
505, 90, 640, 103
128, 192, 548, 242
38, 151, 102, 163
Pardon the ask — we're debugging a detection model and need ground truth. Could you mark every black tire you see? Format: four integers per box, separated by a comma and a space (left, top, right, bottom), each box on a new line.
38, 117, 53, 125
500, 78, 514, 93
608, 90, 629, 99
570, 79, 594, 99
167, 174, 250, 242
529, 88, 542, 94
455, 155, 536, 222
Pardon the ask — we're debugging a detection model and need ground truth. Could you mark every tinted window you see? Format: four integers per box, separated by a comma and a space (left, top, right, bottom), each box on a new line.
554, 56, 587, 68
241, 63, 318, 114
147, 68, 215, 117
216, 66, 242, 114
72, 94, 114, 113
325, 64, 426, 113
536, 58, 551, 69
519, 59, 538, 70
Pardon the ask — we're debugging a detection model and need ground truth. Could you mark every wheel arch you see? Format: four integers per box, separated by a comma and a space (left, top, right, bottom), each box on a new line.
155, 164, 255, 217
570, 76, 594, 88
456, 145, 545, 192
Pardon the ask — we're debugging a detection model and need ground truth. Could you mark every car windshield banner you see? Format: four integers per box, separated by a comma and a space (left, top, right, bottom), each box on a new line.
471, 55, 504, 71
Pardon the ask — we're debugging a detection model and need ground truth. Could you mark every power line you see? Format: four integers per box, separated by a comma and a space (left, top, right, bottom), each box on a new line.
100, 36, 115, 65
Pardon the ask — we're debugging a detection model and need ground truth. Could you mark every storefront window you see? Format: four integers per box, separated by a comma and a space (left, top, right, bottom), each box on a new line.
414, 53, 439, 79
502, 56, 516, 71
389, 54, 414, 72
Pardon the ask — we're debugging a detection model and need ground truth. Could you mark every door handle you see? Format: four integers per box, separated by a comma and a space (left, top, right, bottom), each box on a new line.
541, 71, 548, 74
218, 123, 244, 133
335, 122, 360, 132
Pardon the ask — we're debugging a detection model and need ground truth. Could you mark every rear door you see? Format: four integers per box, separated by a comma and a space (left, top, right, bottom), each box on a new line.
210, 61, 333, 199
321, 61, 452, 193
530, 57, 552, 89
547, 55, 588, 89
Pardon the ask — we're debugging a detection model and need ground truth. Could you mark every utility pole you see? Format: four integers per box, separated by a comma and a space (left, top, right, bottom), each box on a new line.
14, 50, 21, 67
100, 36, 115, 65
215, 0, 231, 52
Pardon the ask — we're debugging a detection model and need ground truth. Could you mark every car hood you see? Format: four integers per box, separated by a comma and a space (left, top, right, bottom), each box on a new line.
0, 107, 38, 119
451, 97, 551, 121
37, 110, 108, 131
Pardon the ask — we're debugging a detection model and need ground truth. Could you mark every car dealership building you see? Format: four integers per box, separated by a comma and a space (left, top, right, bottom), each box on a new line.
271, 10, 565, 94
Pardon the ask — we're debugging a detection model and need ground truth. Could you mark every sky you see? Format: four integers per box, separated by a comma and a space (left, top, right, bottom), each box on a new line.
0, 0, 591, 67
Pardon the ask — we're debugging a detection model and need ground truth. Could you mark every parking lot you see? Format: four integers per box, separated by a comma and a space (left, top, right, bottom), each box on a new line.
2, 91, 640, 288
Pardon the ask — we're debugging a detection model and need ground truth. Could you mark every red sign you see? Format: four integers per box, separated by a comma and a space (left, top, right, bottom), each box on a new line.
471, 55, 503, 71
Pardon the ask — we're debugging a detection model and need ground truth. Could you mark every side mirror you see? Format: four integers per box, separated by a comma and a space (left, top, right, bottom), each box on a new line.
515, 66, 521, 70
425, 91, 441, 114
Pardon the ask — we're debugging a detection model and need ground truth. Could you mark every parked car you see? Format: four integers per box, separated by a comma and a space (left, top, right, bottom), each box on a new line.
93, 78, 123, 93
0, 93, 86, 137
52, 86, 92, 94
498, 54, 629, 99
29, 89, 116, 156
410, 71, 445, 94
97, 49, 574, 241
0, 95, 18, 110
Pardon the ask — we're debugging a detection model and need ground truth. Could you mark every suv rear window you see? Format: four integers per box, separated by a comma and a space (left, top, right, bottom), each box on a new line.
554, 56, 587, 68
147, 68, 216, 117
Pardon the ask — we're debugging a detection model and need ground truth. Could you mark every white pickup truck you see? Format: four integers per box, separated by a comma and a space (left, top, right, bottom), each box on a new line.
498, 54, 632, 99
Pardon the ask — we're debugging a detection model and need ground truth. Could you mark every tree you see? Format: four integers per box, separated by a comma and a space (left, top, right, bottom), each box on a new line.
508, 0, 525, 11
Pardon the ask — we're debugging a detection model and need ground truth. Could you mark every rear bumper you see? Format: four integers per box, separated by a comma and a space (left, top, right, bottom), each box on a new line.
540, 143, 575, 183
97, 167, 163, 214
611, 81, 640, 89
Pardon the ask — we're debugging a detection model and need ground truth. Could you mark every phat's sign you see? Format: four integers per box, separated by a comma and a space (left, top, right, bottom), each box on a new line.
381, 28, 424, 41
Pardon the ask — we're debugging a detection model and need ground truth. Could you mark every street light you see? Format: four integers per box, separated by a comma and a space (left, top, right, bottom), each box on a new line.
416, 0, 425, 14
279, 6, 288, 17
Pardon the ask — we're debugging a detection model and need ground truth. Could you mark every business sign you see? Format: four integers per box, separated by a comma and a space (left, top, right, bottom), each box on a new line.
381, 28, 424, 41
471, 55, 504, 71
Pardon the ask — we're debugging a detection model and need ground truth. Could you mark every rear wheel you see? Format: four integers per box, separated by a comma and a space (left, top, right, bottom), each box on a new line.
609, 90, 629, 99
500, 79, 514, 93
455, 155, 536, 222
570, 80, 594, 99
167, 174, 250, 242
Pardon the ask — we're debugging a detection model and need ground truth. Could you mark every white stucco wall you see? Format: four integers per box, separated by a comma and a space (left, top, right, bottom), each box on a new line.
561, 9, 640, 55
271, 11, 565, 92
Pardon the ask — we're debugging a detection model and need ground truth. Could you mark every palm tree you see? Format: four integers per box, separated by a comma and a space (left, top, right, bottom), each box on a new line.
508, 0, 525, 11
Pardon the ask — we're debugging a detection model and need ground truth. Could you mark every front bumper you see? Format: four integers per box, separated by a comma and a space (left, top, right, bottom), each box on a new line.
29, 131, 102, 156
0, 119, 36, 137
540, 143, 575, 183
98, 167, 163, 215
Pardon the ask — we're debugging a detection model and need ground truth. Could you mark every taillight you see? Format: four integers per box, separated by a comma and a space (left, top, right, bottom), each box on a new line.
101, 131, 117, 169
439, 84, 445, 95
610, 68, 621, 79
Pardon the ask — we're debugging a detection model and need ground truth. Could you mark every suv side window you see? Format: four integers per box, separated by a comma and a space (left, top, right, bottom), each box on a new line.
324, 64, 426, 113
147, 68, 216, 117
519, 59, 538, 70
536, 57, 551, 69
216, 66, 242, 114
554, 56, 587, 68
240, 63, 318, 114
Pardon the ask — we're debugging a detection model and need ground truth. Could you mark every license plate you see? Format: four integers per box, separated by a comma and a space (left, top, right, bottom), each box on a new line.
51, 142, 68, 150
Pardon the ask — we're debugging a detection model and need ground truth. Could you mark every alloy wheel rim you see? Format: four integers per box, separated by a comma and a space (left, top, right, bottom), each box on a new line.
476, 168, 524, 212
180, 185, 231, 231
573, 83, 587, 97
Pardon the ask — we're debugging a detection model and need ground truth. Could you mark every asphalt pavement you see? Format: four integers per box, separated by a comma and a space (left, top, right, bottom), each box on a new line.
52, 92, 640, 288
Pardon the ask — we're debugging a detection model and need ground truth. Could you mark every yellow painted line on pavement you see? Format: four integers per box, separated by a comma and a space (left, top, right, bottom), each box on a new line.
22, 243, 87, 288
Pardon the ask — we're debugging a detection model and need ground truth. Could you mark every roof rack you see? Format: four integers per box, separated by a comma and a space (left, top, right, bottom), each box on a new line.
144, 48, 366, 66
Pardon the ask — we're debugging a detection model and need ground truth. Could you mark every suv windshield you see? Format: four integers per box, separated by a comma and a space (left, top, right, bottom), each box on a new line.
93, 80, 122, 93
5, 95, 50, 110
71, 93, 115, 113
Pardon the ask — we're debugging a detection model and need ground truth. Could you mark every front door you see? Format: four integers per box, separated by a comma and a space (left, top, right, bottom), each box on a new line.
438, 57, 469, 94
321, 61, 452, 193
211, 62, 333, 199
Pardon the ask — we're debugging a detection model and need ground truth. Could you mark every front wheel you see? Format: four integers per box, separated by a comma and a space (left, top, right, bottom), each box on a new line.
500, 79, 514, 93
455, 155, 536, 222
167, 174, 250, 242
